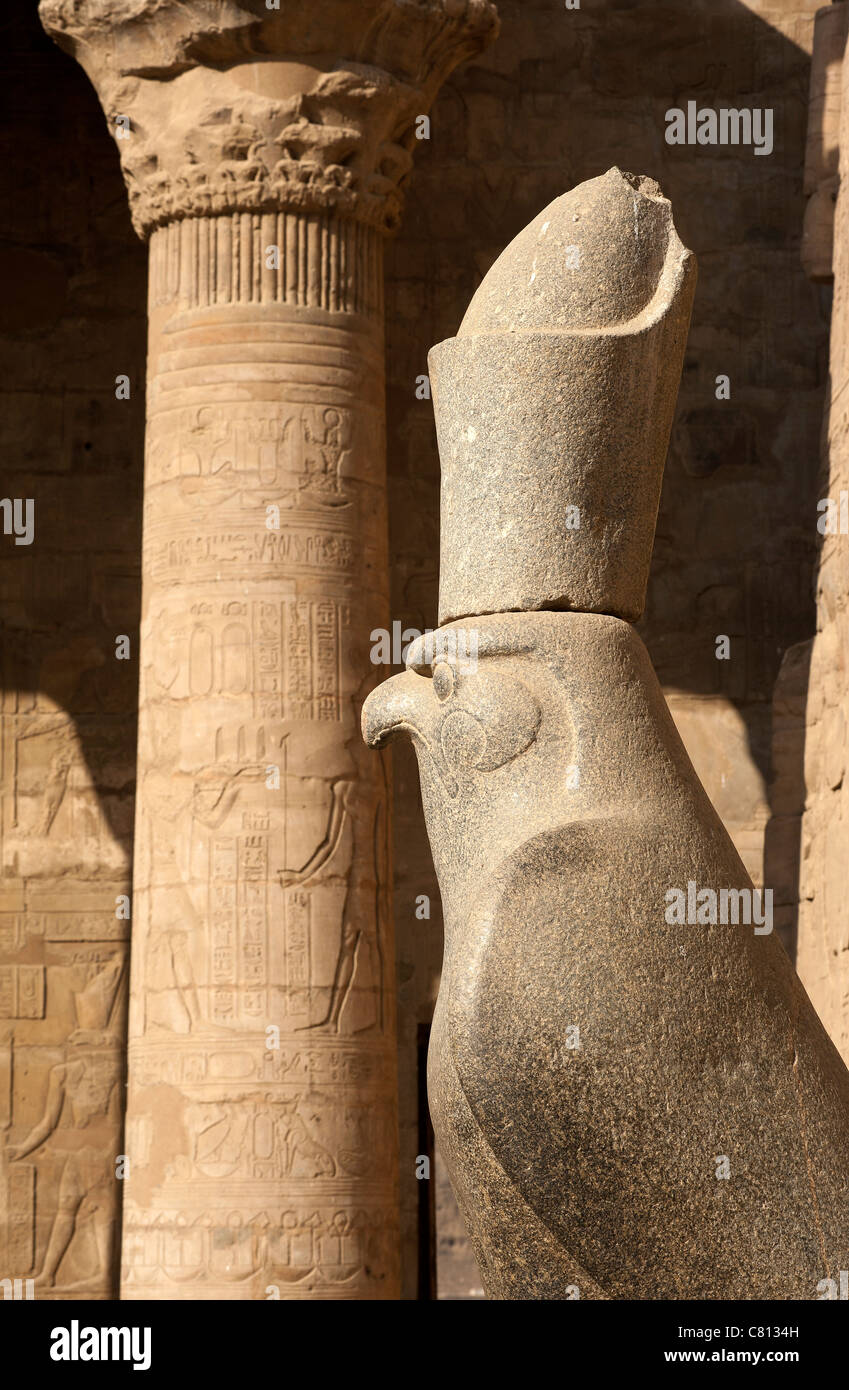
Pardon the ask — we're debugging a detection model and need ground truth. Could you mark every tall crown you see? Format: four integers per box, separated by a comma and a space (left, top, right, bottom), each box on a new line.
428, 168, 696, 625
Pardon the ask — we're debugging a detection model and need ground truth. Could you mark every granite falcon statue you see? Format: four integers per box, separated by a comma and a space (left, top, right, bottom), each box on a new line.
363, 169, 849, 1299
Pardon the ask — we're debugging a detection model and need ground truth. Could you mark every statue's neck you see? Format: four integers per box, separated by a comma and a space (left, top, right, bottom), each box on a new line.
417, 611, 709, 922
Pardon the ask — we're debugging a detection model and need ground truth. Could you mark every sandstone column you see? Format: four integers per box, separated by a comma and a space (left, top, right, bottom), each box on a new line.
802, 3, 848, 282
799, 2, 849, 1065
39, 0, 498, 1300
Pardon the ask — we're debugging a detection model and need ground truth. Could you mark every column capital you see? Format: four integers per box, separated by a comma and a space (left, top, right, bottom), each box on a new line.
39, 0, 499, 239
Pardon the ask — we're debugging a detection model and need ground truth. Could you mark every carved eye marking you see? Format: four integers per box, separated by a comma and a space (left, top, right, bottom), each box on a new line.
435, 668, 542, 774
441, 710, 487, 769
433, 662, 454, 702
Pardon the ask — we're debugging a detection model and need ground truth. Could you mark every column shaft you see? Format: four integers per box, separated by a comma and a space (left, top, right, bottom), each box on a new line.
121, 212, 399, 1300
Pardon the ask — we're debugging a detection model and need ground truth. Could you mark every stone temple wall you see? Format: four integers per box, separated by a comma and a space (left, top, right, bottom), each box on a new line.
798, 0, 849, 1071
0, 0, 836, 1298
0, 4, 146, 1297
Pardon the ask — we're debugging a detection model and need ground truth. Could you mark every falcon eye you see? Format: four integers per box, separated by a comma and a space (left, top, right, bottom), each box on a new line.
432, 662, 455, 702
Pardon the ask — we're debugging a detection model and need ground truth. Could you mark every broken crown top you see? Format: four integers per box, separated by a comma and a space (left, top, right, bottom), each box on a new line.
429, 167, 697, 627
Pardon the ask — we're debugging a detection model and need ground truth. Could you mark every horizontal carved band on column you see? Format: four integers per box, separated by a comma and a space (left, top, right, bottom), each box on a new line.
149, 213, 384, 318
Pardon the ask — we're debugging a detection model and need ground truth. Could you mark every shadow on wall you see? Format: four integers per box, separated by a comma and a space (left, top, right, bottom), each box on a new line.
0, 0, 146, 1295
385, 0, 828, 1294
0, 0, 146, 851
